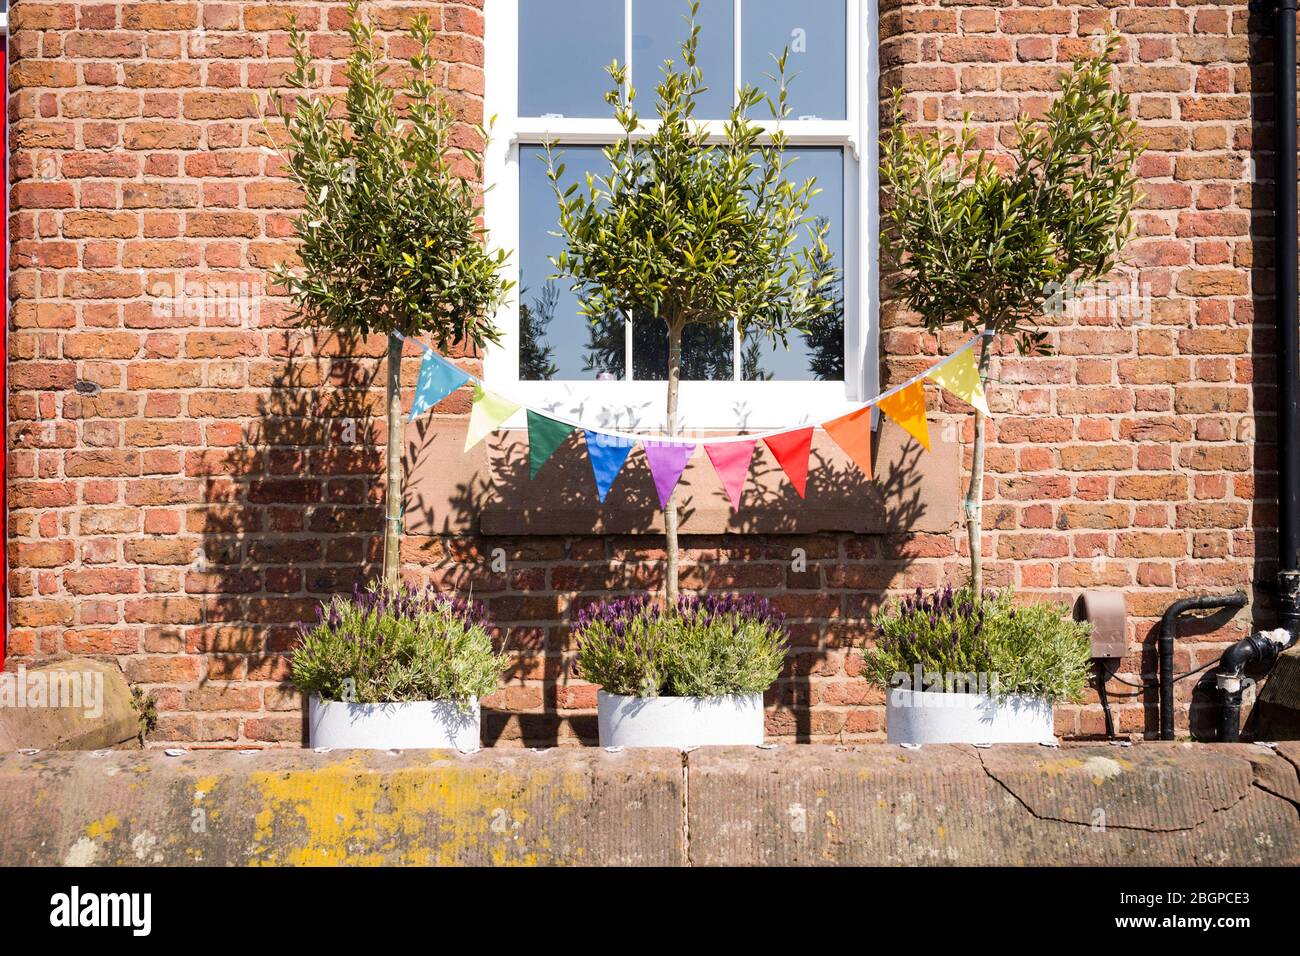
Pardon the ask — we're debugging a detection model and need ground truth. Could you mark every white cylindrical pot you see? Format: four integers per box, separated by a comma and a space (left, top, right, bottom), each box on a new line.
597, 690, 764, 748
308, 695, 481, 750
886, 687, 1055, 745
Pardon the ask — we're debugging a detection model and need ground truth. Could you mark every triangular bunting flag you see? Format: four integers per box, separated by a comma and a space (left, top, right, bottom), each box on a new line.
409, 350, 470, 421
584, 430, 636, 503
464, 385, 520, 451
704, 440, 757, 511
643, 441, 695, 510
763, 428, 813, 498
926, 348, 990, 416
823, 406, 874, 480
876, 380, 931, 451
527, 410, 575, 479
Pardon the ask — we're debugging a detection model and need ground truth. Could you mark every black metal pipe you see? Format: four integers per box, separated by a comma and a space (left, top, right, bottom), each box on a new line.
1216, 628, 1289, 741
1159, 592, 1248, 740
1095, 661, 1116, 739
1275, 0, 1300, 639
1219, 689, 1244, 743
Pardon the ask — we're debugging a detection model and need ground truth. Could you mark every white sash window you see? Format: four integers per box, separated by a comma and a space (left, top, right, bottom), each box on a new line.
483, 0, 877, 431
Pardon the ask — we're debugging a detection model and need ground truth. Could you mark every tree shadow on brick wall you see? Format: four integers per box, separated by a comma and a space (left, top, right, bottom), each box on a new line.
194, 332, 383, 746
409, 418, 930, 746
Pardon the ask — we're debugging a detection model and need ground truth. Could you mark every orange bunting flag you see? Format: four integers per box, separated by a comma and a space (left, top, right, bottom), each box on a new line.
763, 428, 814, 498
822, 406, 874, 480
875, 380, 931, 451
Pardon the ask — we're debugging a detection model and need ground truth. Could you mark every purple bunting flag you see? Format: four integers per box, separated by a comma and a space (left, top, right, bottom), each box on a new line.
642, 441, 695, 510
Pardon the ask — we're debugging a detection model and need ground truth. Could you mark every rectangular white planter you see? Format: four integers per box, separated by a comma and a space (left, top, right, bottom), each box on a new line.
308, 695, 481, 750
885, 687, 1055, 745
597, 690, 764, 749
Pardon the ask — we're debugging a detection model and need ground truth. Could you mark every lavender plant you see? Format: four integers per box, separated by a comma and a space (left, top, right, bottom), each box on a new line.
292, 582, 506, 707
863, 586, 1092, 702
573, 594, 788, 698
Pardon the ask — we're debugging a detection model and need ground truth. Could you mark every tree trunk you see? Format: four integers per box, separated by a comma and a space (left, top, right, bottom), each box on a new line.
664, 322, 683, 609
965, 328, 995, 597
381, 332, 404, 588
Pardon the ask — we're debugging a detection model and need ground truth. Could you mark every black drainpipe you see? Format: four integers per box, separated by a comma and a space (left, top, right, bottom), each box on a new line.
1210, 9, 1299, 742
1274, 0, 1300, 640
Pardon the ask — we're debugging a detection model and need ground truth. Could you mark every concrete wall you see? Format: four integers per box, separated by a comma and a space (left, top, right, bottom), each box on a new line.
2, 742, 1296, 865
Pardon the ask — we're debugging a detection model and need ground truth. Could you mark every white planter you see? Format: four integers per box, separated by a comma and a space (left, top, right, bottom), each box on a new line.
308, 695, 480, 750
597, 690, 764, 748
886, 687, 1055, 745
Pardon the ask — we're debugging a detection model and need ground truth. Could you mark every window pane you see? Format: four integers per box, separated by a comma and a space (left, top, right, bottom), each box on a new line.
519, 145, 624, 381
519, 0, 623, 118
632, 313, 733, 382
633, 0, 734, 120
744, 147, 845, 382
741, 0, 846, 121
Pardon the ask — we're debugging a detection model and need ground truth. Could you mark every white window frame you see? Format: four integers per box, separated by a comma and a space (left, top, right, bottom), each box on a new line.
482, 0, 877, 432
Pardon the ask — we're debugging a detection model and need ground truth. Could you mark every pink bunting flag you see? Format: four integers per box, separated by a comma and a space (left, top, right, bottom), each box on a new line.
704, 440, 757, 511
643, 441, 695, 510
763, 427, 814, 498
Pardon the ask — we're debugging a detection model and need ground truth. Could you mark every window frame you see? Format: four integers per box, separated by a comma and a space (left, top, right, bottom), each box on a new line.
482, 0, 878, 432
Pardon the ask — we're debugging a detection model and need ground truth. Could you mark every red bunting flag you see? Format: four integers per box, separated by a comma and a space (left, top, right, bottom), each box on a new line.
823, 406, 874, 480
763, 427, 813, 498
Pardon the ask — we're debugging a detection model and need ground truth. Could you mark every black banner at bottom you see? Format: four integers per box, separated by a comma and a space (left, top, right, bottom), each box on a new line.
0, 866, 1281, 942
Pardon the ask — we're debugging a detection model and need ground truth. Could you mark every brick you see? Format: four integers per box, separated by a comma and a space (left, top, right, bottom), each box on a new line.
62, 92, 141, 119
124, 122, 203, 150
64, 568, 141, 595
122, 3, 200, 30
62, 212, 138, 239
1116, 475, 1188, 501
183, 92, 259, 120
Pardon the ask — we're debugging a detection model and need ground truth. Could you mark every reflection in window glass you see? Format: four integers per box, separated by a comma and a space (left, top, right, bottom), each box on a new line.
519, 0, 623, 118
744, 148, 845, 382
742, 0, 846, 121
632, 0, 734, 120
519, 145, 624, 381
631, 313, 733, 382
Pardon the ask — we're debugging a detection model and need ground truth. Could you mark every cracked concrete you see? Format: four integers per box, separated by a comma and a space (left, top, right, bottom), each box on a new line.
0, 743, 1296, 866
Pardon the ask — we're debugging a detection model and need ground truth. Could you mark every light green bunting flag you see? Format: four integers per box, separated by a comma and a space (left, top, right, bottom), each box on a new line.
464, 385, 521, 451
926, 348, 990, 416
527, 409, 575, 478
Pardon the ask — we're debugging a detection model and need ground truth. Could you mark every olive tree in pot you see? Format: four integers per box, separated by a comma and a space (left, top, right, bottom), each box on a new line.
270, 1, 512, 588
865, 587, 1092, 744
874, 40, 1141, 743
294, 584, 506, 750
573, 594, 787, 748
547, 4, 833, 607
880, 36, 1142, 596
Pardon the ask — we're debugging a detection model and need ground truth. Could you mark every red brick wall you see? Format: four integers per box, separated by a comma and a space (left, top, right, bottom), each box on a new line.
4, 0, 1288, 746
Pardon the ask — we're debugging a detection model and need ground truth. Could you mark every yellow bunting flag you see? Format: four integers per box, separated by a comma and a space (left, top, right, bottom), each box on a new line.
822, 406, 873, 480
926, 348, 989, 416
876, 380, 931, 451
464, 385, 521, 451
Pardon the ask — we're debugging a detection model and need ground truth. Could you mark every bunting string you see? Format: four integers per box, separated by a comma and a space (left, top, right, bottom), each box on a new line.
394, 331, 988, 446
